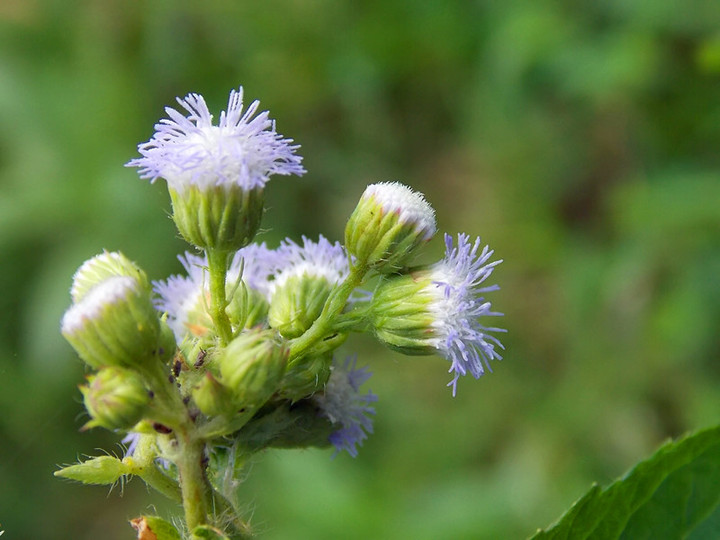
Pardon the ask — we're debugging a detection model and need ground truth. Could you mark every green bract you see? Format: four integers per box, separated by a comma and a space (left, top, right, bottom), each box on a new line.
369, 270, 438, 355
169, 184, 264, 252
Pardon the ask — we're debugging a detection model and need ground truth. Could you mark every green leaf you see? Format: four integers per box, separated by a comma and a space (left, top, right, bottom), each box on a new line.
54, 455, 128, 485
130, 516, 182, 540
532, 425, 720, 539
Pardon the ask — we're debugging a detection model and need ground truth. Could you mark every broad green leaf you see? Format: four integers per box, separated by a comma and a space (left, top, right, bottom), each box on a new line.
54, 455, 127, 485
130, 516, 182, 540
532, 425, 720, 539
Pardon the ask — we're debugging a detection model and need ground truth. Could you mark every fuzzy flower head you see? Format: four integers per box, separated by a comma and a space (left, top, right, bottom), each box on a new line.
430, 233, 505, 394
127, 88, 305, 250
271, 235, 349, 290
268, 236, 350, 339
371, 233, 504, 395
315, 356, 377, 457
154, 243, 278, 342
126, 87, 305, 193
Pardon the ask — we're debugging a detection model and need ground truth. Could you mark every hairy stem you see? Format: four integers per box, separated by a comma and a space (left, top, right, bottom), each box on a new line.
176, 429, 211, 534
206, 248, 233, 346
123, 435, 181, 503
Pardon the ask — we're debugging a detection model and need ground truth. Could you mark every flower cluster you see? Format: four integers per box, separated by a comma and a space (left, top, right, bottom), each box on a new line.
58, 86, 505, 539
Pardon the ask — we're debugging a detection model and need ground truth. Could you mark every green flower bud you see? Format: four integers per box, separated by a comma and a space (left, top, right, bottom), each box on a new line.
169, 184, 264, 251
71, 251, 150, 303
280, 353, 332, 401
217, 329, 288, 410
345, 182, 436, 272
81, 367, 150, 430
192, 372, 235, 417
268, 274, 334, 339
370, 270, 438, 355
61, 276, 164, 370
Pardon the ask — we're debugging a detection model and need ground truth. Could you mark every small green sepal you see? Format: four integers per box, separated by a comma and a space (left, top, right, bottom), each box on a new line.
280, 353, 332, 401
192, 372, 235, 417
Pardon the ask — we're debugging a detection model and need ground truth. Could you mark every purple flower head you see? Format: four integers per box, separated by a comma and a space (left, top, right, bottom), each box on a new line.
153, 243, 278, 341
315, 356, 377, 458
126, 87, 305, 192
429, 233, 505, 396
271, 235, 349, 293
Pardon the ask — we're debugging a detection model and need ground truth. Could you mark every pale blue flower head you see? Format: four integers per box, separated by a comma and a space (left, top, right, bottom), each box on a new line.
430, 233, 505, 395
126, 87, 305, 193
271, 235, 349, 292
315, 356, 377, 457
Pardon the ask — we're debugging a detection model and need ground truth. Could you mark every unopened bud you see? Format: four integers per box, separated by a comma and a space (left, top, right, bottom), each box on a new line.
62, 276, 163, 370
279, 353, 332, 401
217, 329, 288, 409
345, 182, 436, 272
71, 251, 150, 303
268, 274, 334, 339
268, 236, 348, 339
81, 367, 150, 430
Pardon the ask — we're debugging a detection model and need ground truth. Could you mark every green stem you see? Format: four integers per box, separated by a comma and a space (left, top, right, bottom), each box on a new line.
138, 362, 213, 532
176, 429, 211, 533
331, 304, 372, 333
206, 248, 233, 346
123, 435, 182, 503
289, 263, 368, 360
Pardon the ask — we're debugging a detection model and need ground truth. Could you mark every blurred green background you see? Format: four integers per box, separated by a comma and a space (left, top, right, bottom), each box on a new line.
1, 1, 719, 538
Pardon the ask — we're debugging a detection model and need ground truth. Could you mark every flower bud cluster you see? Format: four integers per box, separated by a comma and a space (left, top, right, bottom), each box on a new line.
61, 252, 173, 432
59, 86, 506, 538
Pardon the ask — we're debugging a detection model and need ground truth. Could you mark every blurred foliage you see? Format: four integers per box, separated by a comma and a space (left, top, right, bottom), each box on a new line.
0, 0, 719, 538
